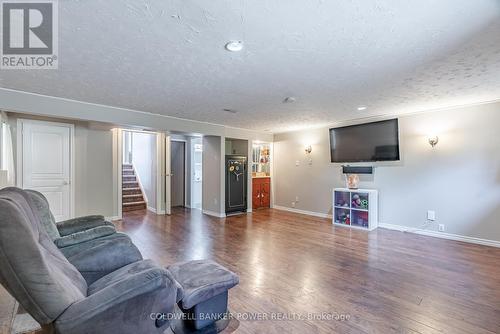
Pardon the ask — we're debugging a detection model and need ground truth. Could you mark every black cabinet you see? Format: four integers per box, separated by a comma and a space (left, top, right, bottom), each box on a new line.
225, 156, 247, 214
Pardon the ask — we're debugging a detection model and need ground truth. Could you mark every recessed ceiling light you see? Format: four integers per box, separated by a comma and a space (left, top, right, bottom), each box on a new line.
225, 41, 243, 52
357, 106, 367, 111
283, 97, 296, 103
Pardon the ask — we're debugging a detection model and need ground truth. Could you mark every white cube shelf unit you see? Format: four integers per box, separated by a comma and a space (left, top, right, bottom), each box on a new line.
332, 188, 378, 231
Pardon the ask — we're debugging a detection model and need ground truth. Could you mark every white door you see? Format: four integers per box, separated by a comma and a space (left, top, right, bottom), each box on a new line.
20, 120, 73, 221
165, 135, 171, 215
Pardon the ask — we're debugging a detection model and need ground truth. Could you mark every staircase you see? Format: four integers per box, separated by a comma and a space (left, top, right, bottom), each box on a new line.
122, 164, 147, 212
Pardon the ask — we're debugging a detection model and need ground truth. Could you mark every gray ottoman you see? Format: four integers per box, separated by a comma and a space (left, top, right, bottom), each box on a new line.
166, 260, 239, 331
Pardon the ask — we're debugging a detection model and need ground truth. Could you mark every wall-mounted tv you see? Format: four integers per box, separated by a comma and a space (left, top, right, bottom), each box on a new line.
329, 119, 400, 163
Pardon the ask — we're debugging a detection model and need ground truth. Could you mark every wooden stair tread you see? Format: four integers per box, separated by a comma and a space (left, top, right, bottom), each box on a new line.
121, 164, 146, 212
123, 201, 146, 206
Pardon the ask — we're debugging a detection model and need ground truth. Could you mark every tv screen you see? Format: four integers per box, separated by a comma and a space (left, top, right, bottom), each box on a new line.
329, 119, 400, 163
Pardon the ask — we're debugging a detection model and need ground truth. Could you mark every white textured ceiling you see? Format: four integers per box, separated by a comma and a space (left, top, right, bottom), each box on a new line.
1, 0, 500, 132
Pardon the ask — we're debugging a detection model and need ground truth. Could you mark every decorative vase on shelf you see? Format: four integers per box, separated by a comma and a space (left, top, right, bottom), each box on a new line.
346, 174, 359, 189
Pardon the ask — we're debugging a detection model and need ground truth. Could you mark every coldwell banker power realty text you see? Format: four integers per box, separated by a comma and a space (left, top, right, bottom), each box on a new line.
1, 0, 58, 69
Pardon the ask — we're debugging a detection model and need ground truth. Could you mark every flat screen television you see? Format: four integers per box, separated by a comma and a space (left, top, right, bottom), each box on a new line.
329, 119, 400, 163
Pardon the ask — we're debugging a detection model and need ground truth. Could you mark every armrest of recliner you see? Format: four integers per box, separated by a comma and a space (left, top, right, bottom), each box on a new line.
56, 215, 114, 236
54, 225, 116, 248
54, 266, 178, 334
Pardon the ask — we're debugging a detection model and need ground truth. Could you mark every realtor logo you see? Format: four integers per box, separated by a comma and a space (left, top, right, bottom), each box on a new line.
1, 0, 58, 69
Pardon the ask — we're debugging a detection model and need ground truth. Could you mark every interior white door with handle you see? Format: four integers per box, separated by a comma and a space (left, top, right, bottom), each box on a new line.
19, 120, 74, 221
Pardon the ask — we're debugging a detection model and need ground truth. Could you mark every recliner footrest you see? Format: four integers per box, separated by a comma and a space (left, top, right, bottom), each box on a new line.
166, 260, 239, 330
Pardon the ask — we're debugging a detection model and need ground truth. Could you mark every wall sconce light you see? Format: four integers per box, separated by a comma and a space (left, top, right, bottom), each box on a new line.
305, 145, 312, 154
428, 135, 439, 148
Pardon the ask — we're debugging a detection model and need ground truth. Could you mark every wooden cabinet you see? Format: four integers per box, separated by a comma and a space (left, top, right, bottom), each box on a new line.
252, 177, 270, 209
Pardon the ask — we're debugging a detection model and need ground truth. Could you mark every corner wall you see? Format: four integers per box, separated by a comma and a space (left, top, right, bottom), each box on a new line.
202, 136, 223, 216
273, 102, 500, 243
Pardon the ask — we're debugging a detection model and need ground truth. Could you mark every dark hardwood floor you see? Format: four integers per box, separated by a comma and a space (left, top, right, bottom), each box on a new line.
0, 208, 498, 333
116, 208, 500, 334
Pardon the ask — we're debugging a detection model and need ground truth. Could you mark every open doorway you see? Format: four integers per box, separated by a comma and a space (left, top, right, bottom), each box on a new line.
167, 134, 202, 211
170, 140, 185, 207
191, 137, 202, 209
122, 130, 157, 213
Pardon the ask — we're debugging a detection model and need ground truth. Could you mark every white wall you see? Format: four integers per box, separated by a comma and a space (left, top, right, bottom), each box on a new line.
202, 136, 223, 214
0, 88, 273, 141
131, 132, 157, 210
273, 102, 500, 242
225, 138, 248, 156
76, 125, 115, 216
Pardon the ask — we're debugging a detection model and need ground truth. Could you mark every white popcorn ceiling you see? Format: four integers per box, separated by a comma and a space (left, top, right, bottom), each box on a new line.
1, 0, 500, 133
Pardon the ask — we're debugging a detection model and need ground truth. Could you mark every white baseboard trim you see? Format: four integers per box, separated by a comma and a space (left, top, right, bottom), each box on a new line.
157, 209, 166, 215
105, 216, 121, 222
271, 206, 500, 248
273, 205, 333, 219
379, 223, 500, 248
202, 210, 226, 218
147, 206, 157, 214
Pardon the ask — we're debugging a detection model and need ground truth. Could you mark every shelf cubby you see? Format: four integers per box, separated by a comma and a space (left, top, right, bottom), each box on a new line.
332, 188, 378, 231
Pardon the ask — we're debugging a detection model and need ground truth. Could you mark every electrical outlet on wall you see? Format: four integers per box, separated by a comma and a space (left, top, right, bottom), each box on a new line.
295, 160, 300, 167
438, 224, 445, 232
291, 201, 296, 208
427, 210, 436, 221
295, 196, 299, 202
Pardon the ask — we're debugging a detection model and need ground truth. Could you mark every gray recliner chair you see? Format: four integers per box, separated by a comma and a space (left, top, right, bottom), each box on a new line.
0, 187, 178, 334
24, 189, 143, 284
26, 189, 117, 247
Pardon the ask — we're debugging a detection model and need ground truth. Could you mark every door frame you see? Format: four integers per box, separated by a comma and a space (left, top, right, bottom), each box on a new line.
115, 129, 164, 219
16, 119, 75, 218
190, 137, 203, 210
170, 139, 187, 207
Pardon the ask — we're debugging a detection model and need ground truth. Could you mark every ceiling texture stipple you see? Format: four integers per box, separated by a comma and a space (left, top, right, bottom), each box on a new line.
1, 0, 500, 133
